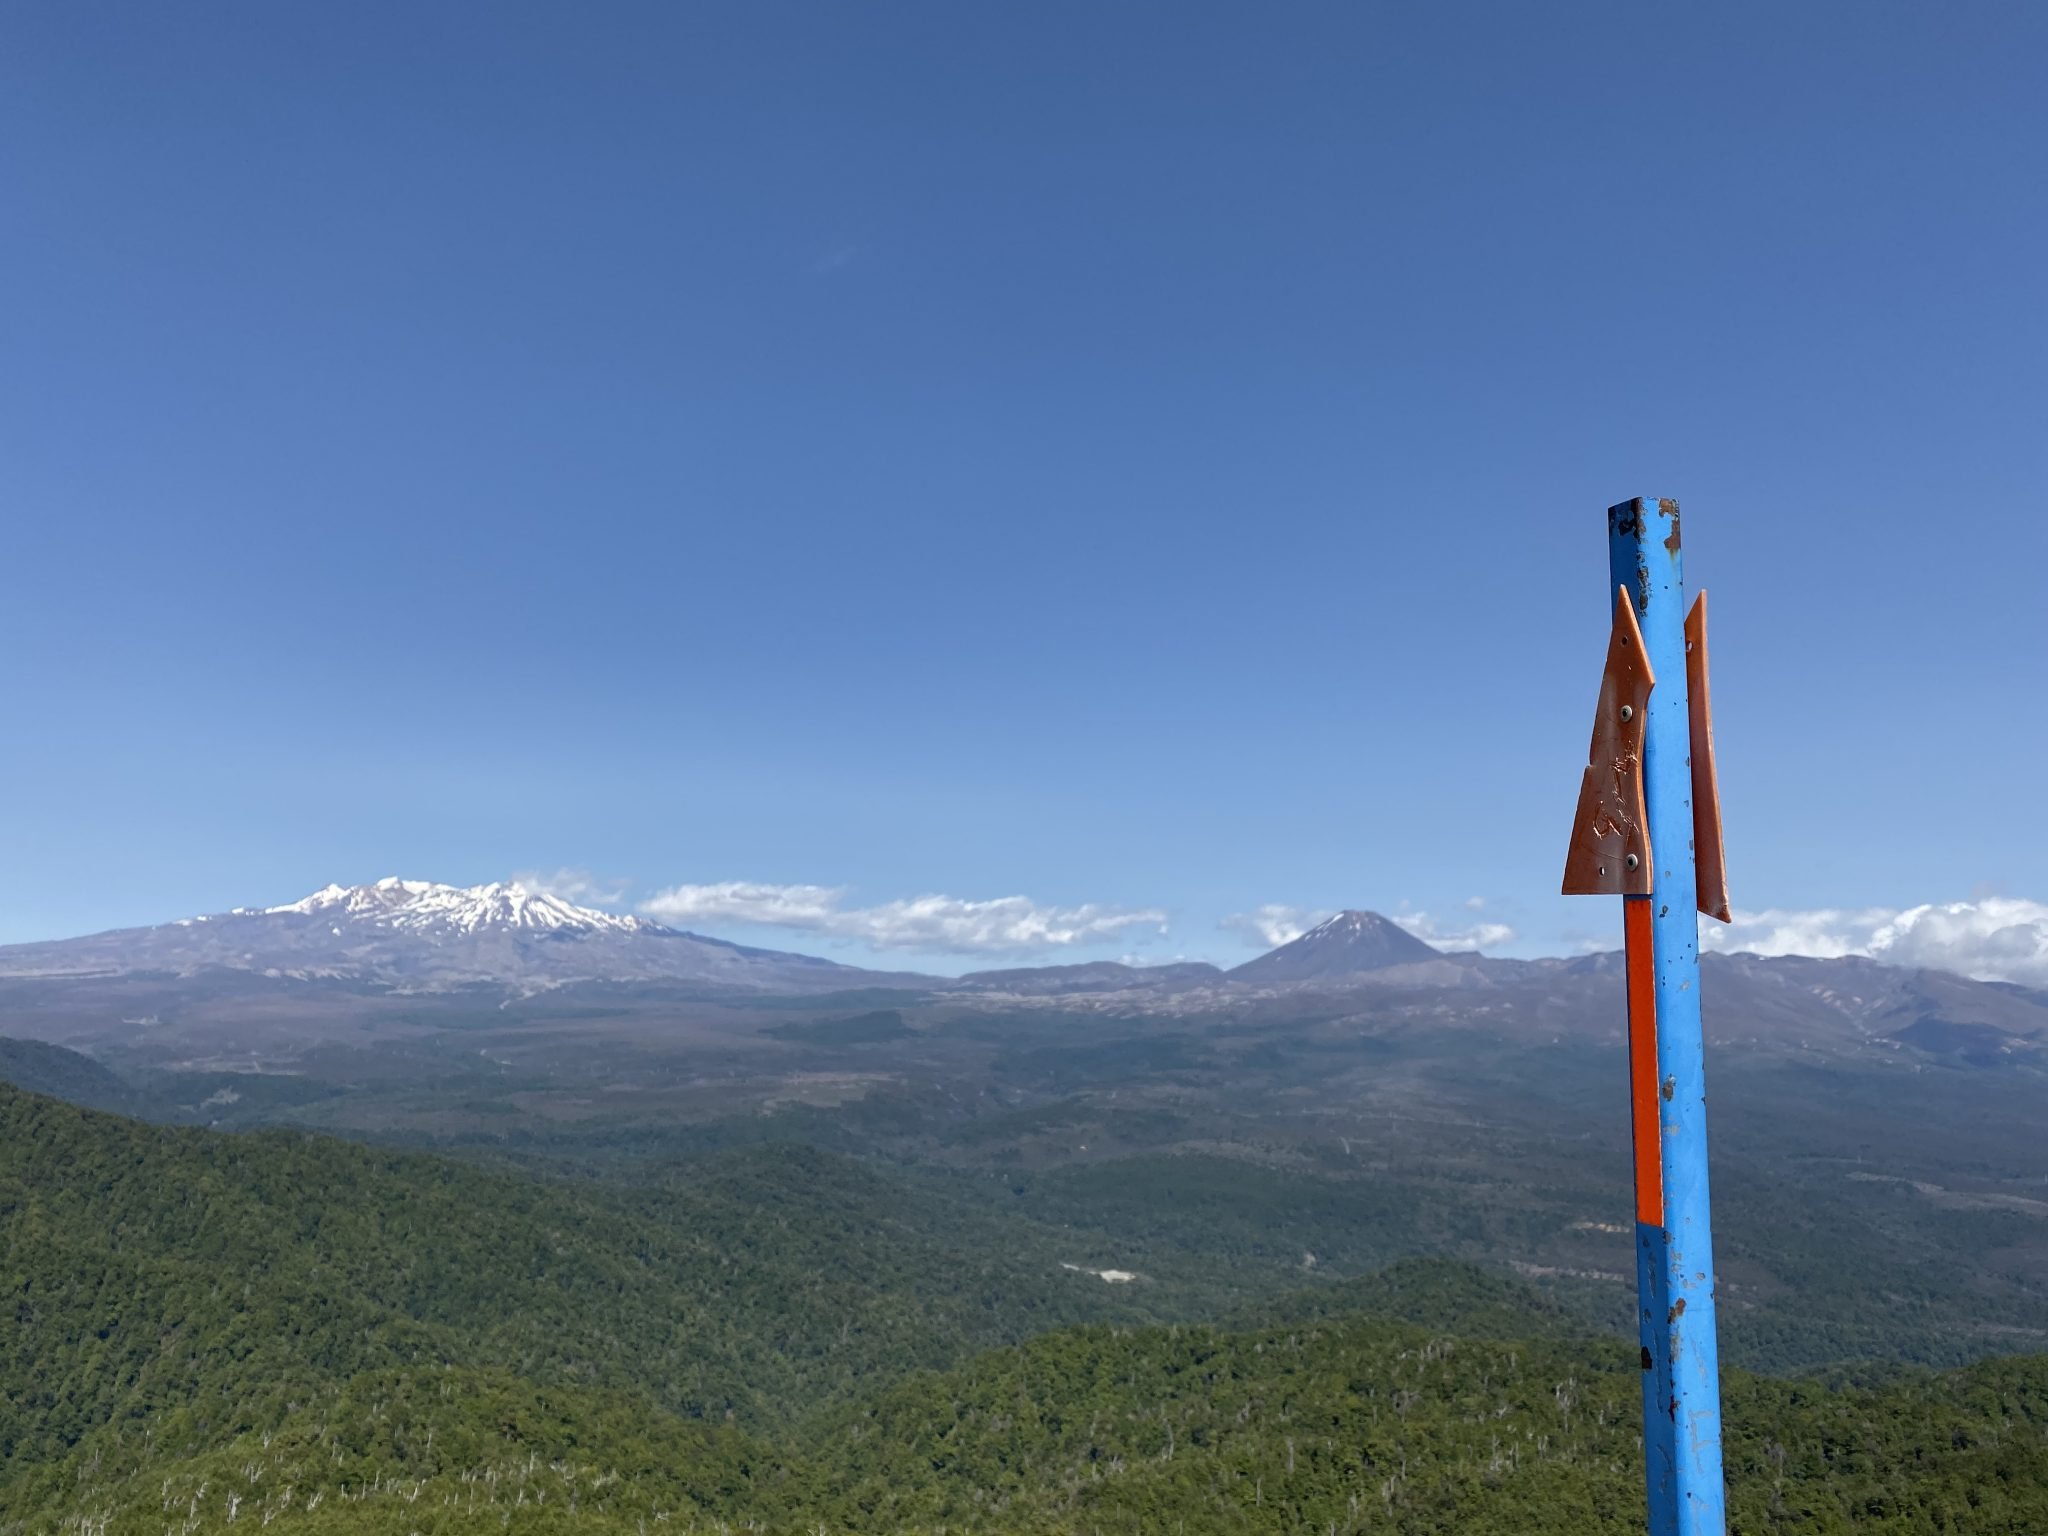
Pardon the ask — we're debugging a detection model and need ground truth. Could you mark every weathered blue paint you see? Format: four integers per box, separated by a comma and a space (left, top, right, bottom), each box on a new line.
1608, 497, 1726, 1535
1634, 1220, 1676, 1536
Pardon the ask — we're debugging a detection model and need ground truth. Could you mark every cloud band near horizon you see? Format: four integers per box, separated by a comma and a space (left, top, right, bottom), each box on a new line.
520, 869, 2048, 984
1701, 897, 2048, 986
636, 880, 1169, 957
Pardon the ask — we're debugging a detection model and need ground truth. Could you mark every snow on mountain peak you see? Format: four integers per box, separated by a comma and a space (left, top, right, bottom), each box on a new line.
1304, 911, 1404, 940
1225, 908, 1442, 984
262, 878, 661, 936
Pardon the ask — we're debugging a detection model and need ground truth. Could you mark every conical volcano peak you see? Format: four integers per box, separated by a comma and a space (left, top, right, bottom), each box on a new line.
1227, 908, 1442, 983
1301, 910, 1416, 942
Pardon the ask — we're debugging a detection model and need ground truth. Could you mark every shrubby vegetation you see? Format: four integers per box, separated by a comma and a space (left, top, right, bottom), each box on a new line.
4, 1082, 2047, 1534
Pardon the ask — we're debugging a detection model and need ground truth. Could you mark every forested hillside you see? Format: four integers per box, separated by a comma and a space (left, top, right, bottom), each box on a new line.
0, 1082, 1189, 1449
0, 1037, 147, 1117
5, 1082, 2048, 1534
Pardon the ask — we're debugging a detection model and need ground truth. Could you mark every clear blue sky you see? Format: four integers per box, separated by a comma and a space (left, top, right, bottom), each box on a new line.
4, 2, 2044, 972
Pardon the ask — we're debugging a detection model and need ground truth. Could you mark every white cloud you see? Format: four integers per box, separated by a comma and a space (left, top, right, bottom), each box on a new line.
1704, 897, 2048, 985
638, 881, 1168, 957
511, 868, 630, 909
1220, 905, 1331, 948
1393, 910, 1517, 953
642, 881, 844, 929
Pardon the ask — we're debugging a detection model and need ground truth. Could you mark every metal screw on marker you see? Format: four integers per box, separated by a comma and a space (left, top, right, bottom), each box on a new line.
1624, 854, 1639, 871
1620, 705, 1634, 722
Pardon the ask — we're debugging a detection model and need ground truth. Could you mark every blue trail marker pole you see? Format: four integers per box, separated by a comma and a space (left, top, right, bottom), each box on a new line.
1563, 496, 1729, 1535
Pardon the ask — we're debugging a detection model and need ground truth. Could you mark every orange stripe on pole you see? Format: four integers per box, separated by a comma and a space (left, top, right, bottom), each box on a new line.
1624, 896, 1663, 1228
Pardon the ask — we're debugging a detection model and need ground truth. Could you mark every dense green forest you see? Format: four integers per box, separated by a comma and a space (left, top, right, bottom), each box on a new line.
0, 1082, 1177, 1445
5, 1082, 2048, 1534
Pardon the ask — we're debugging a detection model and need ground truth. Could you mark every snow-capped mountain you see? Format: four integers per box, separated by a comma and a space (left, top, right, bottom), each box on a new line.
256, 878, 664, 937
0, 879, 901, 992
1225, 910, 1447, 983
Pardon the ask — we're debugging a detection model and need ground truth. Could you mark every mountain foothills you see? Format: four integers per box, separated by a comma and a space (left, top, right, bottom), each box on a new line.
3, 1082, 2047, 1536
3, 881, 2048, 1530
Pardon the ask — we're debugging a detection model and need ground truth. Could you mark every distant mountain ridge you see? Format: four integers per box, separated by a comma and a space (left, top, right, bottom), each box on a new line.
4, 888, 2045, 1083
957, 959, 1225, 995
0, 886, 1466, 997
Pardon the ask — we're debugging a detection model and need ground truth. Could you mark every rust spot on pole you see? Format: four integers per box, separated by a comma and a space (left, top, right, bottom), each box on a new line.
1686, 591, 1731, 923
1561, 588, 1656, 897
